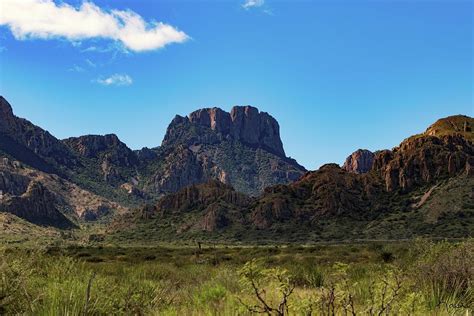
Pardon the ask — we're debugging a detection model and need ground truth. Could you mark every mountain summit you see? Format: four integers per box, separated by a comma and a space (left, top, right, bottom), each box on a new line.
165, 106, 286, 157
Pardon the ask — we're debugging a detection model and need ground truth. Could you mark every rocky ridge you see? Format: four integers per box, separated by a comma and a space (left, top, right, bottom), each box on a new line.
120, 115, 473, 240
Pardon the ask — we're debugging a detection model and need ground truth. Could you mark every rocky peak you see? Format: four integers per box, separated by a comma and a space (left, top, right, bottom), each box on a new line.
166, 105, 285, 156
343, 149, 375, 174
63, 134, 132, 159
0, 96, 14, 119
0, 97, 78, 170
63, 134, 138, 185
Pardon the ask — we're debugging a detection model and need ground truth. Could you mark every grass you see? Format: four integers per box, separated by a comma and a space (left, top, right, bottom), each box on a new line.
1, 239, 472, 315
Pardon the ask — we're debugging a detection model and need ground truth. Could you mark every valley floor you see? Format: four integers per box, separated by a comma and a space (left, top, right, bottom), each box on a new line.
1, 240, 473, 315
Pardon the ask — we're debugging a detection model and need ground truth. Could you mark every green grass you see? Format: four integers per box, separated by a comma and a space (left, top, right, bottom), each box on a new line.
1, 240, 472, 315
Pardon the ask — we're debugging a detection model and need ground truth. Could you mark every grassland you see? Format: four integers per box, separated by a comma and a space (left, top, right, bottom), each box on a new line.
1, 239, 472, 315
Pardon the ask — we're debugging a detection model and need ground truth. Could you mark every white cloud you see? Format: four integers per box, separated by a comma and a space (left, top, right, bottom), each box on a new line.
0, 0, 189, 52
242, 0, 265, 9
95, 74, 133, 86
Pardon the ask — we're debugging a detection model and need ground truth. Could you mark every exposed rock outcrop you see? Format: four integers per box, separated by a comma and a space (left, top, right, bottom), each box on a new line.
166, 105, 285, 156
373, 134, 473, 192
343, 149, 375, 174
150, 106, 305, 196
63, 134, 138, 185
251, 164, 381, 228
128, 181, 251, 232
0, 157, 127, 224
0, 181, 75, 228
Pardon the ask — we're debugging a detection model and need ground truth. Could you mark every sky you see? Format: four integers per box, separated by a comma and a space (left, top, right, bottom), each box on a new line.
0, 0, 472, 170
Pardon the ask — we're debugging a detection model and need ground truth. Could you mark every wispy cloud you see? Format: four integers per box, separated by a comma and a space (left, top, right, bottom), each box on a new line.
69, 65, 85, 72
0, 0, 189, 52
85, 59, 96, 68
242, 0, 265, 10
0, 46, 6, 53
95, 74, 133, 86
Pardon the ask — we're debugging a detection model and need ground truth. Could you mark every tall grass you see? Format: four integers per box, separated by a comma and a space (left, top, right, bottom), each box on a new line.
0, 240, 472, 315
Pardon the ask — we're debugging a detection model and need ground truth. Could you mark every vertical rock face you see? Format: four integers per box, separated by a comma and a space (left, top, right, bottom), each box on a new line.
184, 105, 285, 156
342, 149, 375, 174
189, 108, 232, 134
154, 105, 305, 196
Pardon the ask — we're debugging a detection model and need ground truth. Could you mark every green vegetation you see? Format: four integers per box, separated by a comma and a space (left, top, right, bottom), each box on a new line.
1, 240, 472, 315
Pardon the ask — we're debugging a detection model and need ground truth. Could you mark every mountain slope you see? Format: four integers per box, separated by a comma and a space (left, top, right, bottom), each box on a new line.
112, 115, 474, 242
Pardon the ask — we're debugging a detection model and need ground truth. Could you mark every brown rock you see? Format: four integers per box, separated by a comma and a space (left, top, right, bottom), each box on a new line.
373, 134, 473, 192
0, 181, 75, 228
343, 149, 375, 174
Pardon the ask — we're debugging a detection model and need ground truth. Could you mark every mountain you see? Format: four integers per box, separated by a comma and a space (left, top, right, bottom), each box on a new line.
112, 115, 473, 242
0, 97, 305, 228
138, 106, 306, 196
1, 95, 472, 241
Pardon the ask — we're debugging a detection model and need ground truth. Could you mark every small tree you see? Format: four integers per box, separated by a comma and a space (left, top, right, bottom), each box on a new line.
238, 260, 295, 315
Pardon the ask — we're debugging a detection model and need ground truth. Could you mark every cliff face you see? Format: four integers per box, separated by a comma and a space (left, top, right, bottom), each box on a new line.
182, 106, 285, 156
343, 149, 375, 174
147, 105, 305, 196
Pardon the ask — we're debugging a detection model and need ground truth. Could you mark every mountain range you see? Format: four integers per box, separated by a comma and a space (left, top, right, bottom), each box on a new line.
0, 96, 472, 242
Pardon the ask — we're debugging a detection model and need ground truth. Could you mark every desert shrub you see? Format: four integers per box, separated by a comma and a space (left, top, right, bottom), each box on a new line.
194, 282, 227, 306
289, 262, 325, 289
380, 250, 395, 263
238, 259, 295, 315
410, 239, 473, 311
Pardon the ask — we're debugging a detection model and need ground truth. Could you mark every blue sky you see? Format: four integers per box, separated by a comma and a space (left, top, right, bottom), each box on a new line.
0, 0, 472, 170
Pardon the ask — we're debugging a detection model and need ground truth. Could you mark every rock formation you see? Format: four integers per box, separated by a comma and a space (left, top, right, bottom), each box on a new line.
0, 180, 75, 228
372, 117, 474, 192
342, 149, 375, 174
166, 105, 285, 156
147, 105, 305, 196
63, 134, 138, 184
